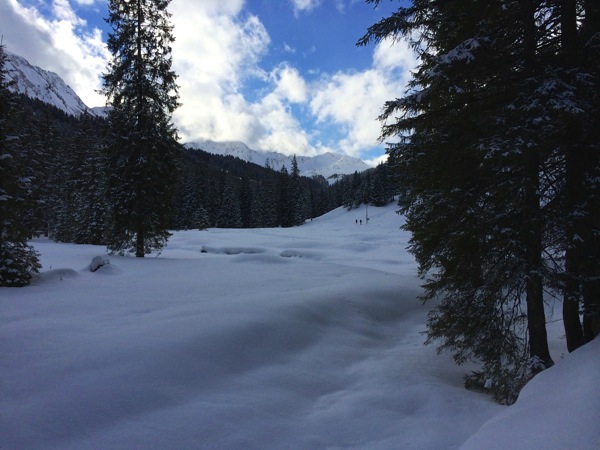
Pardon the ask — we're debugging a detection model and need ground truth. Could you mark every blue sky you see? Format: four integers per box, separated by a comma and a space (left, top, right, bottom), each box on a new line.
0, 0, 416, 163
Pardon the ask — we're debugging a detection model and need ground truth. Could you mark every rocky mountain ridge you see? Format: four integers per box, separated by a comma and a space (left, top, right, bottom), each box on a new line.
186, 140, 372, 180
4, 52, 97, 117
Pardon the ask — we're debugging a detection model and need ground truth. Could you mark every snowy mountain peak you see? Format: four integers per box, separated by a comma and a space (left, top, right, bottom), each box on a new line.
185, 139, 372, 180
3, 52, 96, 117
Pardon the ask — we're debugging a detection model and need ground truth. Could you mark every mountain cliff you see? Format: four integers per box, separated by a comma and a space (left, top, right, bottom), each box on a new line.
3, 52, 97, 117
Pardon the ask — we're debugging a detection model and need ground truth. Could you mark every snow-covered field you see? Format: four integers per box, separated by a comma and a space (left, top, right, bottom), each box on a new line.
1, 202, 599, 449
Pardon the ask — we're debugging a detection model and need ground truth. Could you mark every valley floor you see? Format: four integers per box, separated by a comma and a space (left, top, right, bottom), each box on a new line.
1, 203, 598, 449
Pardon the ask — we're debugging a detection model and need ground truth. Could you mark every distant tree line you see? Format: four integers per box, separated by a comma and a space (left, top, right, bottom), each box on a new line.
360, 0, 600, 404
1, 88, 396, 235
174, 151, 330, 230
340, 163, 398, 211
0, 91, 346, 232
1, 91, 110, 247
173, 150, 398, 231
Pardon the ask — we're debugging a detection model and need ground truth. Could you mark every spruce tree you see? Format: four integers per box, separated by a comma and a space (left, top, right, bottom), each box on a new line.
50, 114, 108, 245
359, 0, 568, 402
259, 182, 278, 228
581, 2, 600, 341
276, 166, 292, 226
249, 181, 265, 228
21, 112, 53, 239
554, 0, 600, 345
216, 174, 242, 228
0, 44, 41, 286
101, 0, 180, 257
360, 0, 600, 402
240, 176, 253, 228
289, 155, 309, 226
70, 115, 109, 244
173, 155, 203, 230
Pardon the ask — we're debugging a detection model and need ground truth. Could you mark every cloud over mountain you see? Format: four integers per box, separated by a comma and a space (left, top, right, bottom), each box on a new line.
0, 0, 417, 162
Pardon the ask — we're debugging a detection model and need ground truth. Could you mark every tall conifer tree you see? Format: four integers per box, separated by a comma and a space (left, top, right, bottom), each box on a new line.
361, 0, 599, 402
290, 155, 310, 226
358, 0, 565, 402
556, 0, 600, 347
0, 44, 41, 286
101, 0, 180, 257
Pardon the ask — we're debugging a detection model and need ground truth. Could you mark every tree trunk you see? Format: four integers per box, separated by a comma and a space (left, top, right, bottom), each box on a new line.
560, 0, 586, 351
135, 229, 145, 257
134, 0, 145, 258
524, 149, 554, 367
522, 0, 553, 367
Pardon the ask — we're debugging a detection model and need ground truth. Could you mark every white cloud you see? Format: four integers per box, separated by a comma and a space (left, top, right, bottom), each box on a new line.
169, 2, 313, 156
334, 0, 347, 13
309, 38, 416, 157
186, 0, 245, 16
252, 93, 313, 156
291, 0, 321, 16
167, 0, 320, 156
170, 3, 268, 91
364, 153, 389, 167
174, 19, 417, 159
283, 42, 296, 54
311, 71, 387, 157
373, 36, 416, 71
0, 0, 109, 107
180, 63, 313, 156
169, 2, 271, 145
272, 65, 307, 103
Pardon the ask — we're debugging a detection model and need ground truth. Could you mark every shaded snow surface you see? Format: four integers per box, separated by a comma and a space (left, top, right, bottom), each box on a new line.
1, 202, 598, 449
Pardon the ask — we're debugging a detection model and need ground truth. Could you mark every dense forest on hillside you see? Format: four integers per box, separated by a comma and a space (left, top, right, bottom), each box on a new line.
6, 93, 394, 240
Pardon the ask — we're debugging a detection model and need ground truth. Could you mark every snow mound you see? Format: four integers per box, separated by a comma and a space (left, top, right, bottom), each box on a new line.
200, 246, 265, 255
280, 249, 323, 260
34, 268, 79, 284
90, 255, 110, 272
460, 337, 600, 450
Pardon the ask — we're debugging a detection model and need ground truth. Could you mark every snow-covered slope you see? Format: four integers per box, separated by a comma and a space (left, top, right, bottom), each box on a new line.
461, 337, 600, 450
186, 139, 372, 179
1, 202, 597, 449
3, 52, 95, 117
90, 105, 111, 117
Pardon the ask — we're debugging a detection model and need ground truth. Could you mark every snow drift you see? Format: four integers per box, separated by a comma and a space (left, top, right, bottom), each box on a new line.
1, 202, 598, 449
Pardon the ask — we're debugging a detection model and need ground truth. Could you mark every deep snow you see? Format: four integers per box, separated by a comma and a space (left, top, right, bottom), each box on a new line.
1, 202, 598, 449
